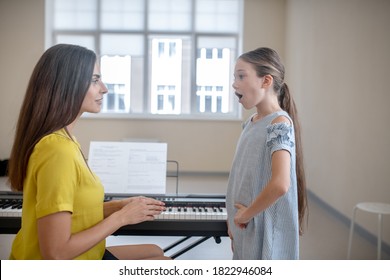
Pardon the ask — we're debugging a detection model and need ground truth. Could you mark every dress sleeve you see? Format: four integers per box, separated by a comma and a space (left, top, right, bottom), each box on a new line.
266, 122, 295, 155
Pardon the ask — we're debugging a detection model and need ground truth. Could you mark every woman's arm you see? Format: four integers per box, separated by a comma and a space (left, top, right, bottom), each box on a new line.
104, 196, 153, 217
37, 196, 165, 259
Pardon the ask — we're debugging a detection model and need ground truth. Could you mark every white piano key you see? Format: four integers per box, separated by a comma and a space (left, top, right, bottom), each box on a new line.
153, 206, 227, 221
0, 205, 22, 217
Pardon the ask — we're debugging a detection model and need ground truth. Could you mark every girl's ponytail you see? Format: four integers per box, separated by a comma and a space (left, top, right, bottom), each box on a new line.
280, 82, 307, 235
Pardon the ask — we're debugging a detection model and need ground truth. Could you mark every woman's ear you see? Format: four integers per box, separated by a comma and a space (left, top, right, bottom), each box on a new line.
262, 74, 273, 89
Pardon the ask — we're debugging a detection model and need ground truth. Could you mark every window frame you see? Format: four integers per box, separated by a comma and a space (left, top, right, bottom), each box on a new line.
45, 0, 243, 121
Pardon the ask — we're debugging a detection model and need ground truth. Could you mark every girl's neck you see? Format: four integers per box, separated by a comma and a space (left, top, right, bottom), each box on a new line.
254, 102, 281, 122
255, 90, 281, 119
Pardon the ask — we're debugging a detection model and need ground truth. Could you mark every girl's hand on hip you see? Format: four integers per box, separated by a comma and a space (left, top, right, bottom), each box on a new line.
234, 203, 250, 229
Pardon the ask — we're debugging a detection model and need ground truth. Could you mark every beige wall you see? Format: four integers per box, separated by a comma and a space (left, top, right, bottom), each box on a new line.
286, 0, 390, 244
0, 0, 45, 162
1, 0, 389, 245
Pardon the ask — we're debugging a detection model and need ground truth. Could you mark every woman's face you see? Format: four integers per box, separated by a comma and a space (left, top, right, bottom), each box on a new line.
232, 58, 265, 110
80, 63, 108, 114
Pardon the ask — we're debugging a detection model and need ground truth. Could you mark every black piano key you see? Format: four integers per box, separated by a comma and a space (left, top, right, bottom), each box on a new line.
1, 202, 13, 209
11, 202, 22, 209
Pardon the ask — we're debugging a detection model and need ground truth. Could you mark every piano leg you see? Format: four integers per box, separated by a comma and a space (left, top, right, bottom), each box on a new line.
163, 236, 191, 253
162, 235, 225, 259
214, 236, 221, 244
167, 236, 212, 259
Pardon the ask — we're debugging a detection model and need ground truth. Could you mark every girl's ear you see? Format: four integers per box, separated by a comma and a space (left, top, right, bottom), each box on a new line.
262, 74, 273, 89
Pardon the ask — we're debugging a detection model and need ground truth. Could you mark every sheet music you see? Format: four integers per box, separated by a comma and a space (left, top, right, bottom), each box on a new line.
88, 141, 167, 194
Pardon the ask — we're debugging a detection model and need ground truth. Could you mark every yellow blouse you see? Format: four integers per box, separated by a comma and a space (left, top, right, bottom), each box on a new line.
10, 129, 105, 259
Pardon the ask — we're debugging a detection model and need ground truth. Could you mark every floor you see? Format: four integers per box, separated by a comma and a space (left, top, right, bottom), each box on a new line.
1, 174, 389, 260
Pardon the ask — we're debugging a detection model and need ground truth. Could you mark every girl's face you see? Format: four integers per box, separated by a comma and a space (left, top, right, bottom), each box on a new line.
232, 58, 265, 110
80, 63, 108, 114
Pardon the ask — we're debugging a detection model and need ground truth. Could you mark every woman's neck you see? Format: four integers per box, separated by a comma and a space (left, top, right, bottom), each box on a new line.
66, 116, 80, 136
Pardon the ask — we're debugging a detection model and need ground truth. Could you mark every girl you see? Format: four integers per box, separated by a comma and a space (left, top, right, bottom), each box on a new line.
226, 47, 307, 259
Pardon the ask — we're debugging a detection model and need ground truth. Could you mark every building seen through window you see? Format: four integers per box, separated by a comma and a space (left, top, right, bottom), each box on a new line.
46, 0, 243, 119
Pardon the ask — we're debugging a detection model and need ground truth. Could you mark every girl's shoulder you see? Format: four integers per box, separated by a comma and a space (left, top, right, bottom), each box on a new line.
270, 111, 292, 125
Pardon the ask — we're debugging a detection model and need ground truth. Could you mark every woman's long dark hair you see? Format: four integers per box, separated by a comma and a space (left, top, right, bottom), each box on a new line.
239, 47, 308, 235
8, 44, 96, 192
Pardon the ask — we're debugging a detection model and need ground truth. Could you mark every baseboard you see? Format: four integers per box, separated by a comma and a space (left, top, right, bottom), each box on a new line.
307, 190, 390, 256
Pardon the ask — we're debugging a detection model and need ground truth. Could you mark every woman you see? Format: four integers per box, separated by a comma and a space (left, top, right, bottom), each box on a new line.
226, 47, 307, 259
8, 44, 170, 260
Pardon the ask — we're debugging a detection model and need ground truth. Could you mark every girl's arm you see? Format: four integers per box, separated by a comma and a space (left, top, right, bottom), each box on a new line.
234, 152, 291, 229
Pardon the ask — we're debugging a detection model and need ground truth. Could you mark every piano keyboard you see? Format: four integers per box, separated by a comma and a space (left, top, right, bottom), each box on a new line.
0, 193, 227, 220
0, 193, 22, 217
0, 192, 228, 238
110, 195, 227, 221
155, 206, 227, 220
1, 192, 228, 259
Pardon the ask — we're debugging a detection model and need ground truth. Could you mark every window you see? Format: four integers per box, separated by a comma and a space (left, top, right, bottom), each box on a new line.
46, 0, 243, 120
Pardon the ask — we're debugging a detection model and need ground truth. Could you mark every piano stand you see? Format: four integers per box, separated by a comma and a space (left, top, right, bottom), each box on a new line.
163, 236, 191, 253
164, 236, 222, 259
